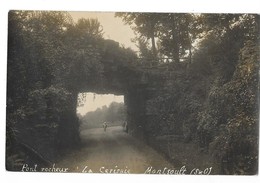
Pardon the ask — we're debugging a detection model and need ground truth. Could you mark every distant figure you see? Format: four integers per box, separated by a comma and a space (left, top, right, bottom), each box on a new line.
103, 122, 107, 132
123, 121, 128, 133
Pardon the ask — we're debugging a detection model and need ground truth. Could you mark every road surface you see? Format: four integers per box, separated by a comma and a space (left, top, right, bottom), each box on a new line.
56, 126, 175, 174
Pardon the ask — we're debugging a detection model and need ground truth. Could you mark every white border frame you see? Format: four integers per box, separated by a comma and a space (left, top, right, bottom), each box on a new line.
1, 1, 260, 183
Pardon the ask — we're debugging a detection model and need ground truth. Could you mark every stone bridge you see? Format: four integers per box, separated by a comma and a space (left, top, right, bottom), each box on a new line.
17, 39, 183, 164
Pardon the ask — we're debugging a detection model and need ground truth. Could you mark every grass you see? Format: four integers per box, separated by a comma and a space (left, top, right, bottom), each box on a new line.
148, 136, 221, 175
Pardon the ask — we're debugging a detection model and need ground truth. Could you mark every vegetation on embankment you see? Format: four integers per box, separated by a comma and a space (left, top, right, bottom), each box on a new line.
143, 32, 259, 175
6, 11, 136, 170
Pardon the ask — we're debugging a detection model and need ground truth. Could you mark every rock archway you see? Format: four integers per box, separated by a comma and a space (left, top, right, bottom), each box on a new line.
18, 40, 156, 163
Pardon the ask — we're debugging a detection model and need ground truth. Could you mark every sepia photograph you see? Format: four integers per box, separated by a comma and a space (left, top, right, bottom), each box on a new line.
5, 9, 259, 176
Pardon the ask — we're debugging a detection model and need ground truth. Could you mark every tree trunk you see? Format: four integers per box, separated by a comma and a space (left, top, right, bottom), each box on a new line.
172, 29, 180, 63
151, 35, 157, 58
148, 14, 158, 60
172, 18, 180, 63
149, 18, 157, 60
189, 43, 192, 64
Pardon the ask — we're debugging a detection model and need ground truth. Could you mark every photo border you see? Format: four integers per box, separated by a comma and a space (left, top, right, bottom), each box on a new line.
1, 1, 260, 183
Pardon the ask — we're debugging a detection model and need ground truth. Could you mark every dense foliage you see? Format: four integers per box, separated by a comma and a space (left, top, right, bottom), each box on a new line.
116, 13, 202, 63
7, 11, 80, 170
140, 14, 259, 174
6, 11, 136, 170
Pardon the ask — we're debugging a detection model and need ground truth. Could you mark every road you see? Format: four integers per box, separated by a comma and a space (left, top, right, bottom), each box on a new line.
56, 126, 175, 174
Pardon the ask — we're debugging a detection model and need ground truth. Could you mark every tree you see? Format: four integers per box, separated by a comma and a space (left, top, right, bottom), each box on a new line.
7, 11, 80, 168
135, 37, 154, 61
76, 18, 104, 38
62, 18, 105, 91
194, 14, 260, 82
116, 13, 201, 63
207, 41, 259, 174
79, 102, 126, 129
116, 13, 161, 59
158, 13, 197, 63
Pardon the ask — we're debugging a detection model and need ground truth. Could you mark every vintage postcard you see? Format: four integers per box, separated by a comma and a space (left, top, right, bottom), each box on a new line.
6, 10, 259, 175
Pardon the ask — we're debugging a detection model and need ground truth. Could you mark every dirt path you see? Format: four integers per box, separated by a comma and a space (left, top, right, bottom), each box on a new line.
56, 126, 175, 174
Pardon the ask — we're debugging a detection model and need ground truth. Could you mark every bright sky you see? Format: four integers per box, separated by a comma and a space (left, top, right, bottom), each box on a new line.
69, 11, 137, 51
77, 92, 124, 116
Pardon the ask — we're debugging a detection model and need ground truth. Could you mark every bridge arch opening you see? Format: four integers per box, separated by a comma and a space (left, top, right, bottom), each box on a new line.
76, 92, 127, 131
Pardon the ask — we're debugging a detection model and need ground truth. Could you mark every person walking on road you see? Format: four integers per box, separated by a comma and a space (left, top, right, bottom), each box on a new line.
103, 122, 108, 132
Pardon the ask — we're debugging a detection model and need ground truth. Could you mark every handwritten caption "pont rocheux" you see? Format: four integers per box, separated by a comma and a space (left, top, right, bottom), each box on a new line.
21, 164, 212, 175
21, 164, 69, 173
